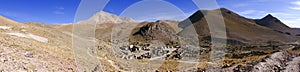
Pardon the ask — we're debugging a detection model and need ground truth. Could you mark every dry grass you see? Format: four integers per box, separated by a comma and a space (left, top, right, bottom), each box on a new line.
0, 21, 75, 71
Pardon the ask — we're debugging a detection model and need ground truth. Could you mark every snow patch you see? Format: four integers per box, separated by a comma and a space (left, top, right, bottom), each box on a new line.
6, 32, 48, 42
6, 33, 27, 38
0, 26, 11, 30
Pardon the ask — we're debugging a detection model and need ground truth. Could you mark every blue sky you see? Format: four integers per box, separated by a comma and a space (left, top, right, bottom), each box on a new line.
0, 0, 300, 27
0, 0, 80, 24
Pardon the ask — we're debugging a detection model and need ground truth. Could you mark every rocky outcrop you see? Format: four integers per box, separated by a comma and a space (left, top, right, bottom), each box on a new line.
251, 51, 298, 72
117, 44, 182, 60
0, 16, 75, 71
130, 21, 178, 45
228, 51, 300, 72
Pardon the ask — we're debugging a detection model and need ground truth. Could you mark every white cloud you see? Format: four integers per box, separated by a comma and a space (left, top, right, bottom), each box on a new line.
140, 10, 198, 22
57, 7, 65, 10
53, 6, 65, 15
0, 9, 41, 22
289, 7, 300, 10
237, 10, 267, 19
290, 1, 300, 10
256, 0, 270, 2
269, 12, 300, 28
240, 10, 265, 15
281, 19, 300, 28
234, 3, 250, 8
53, 11, 64, 15
257, 1, 300, 28
291, 1, 300, 5
129, 12, 187, 22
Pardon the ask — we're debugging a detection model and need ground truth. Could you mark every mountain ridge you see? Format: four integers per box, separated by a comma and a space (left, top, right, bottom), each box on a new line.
255, 14, 300, 36
178, 8, 299, 45
1, 7, 300, 71
77, 11, 136, 24
0, 15, 20, 26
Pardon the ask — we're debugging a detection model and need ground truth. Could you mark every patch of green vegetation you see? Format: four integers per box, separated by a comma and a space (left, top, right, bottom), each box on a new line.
292, 45, 300, 50
225, 51, 268, 59
23, 47, 35, 51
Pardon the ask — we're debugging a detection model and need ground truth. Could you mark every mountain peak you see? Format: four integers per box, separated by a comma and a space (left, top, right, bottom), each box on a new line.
219, 8, 231, 12
260, 14, 281, 23
77, 11, 136, 24
98, 11, 115, 16
263, 14, 276, 19
256, 14, 292, 33
95, 11, 136, 23
179, 8, 239, 28
219, 8, 242, 16
266, 14, 273, 17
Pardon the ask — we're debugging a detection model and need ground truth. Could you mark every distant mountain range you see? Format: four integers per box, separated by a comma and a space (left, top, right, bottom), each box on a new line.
179, 8, 300, 45
1, 8, 300, 71
70, 8, 300, 46
3, 8, 300, 45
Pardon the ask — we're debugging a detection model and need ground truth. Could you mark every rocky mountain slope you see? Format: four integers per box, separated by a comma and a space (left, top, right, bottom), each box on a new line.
179, 8, 299, 45
0, 16, 75, 71
256, 14, 300, 36
1, 8, 300, 71
0, 16, 19, 26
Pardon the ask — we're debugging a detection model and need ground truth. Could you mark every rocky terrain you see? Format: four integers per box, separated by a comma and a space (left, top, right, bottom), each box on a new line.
1, 8, 300, 72
0, 17, 75, 71
94, 8, 300, 71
